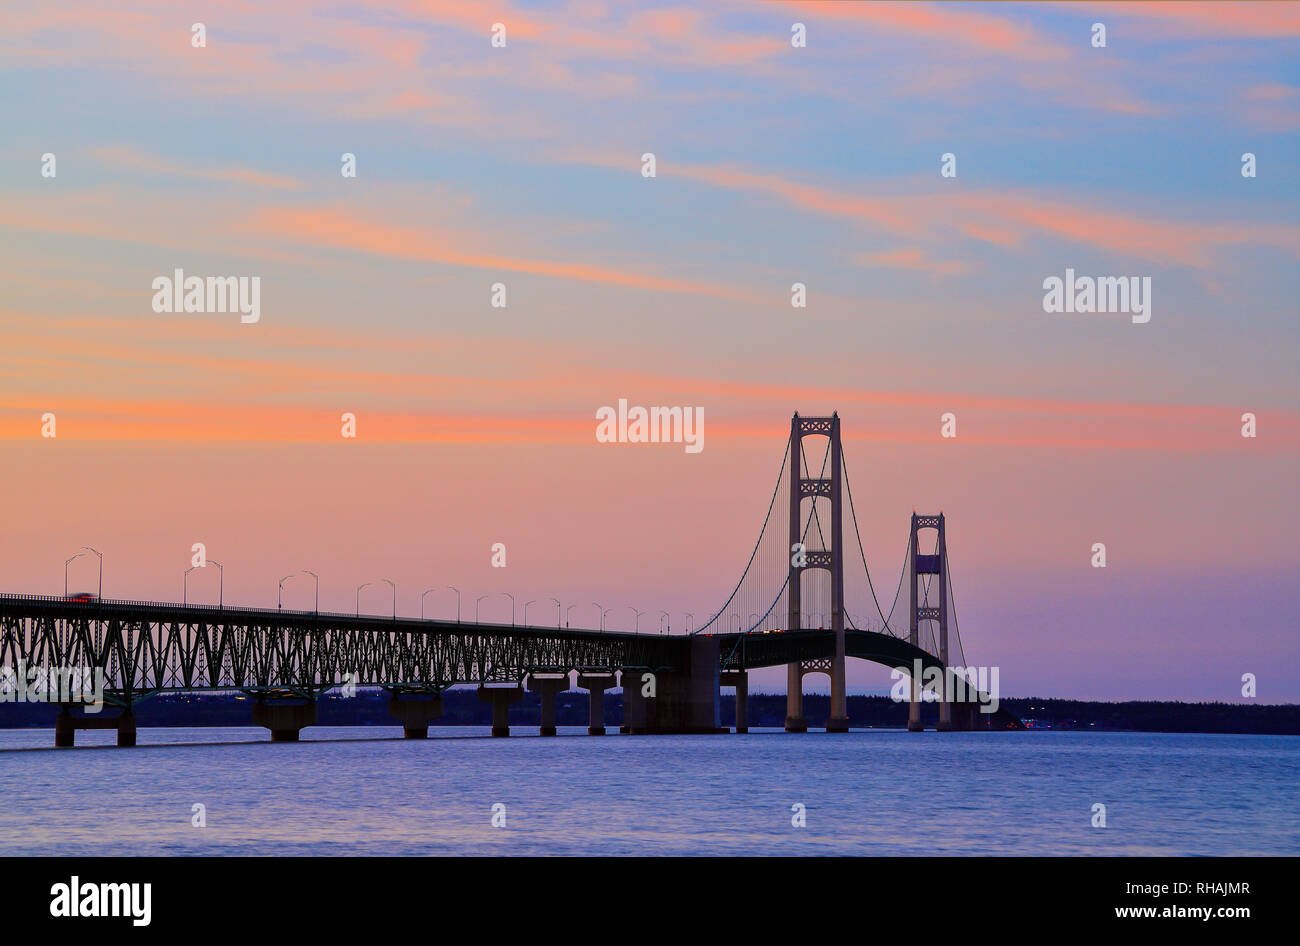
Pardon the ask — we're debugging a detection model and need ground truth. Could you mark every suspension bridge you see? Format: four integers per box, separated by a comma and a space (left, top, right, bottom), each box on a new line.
0, 412, 1020, 745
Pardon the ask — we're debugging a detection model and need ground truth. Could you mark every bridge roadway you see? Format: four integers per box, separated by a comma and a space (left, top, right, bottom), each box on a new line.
0, 594, 1017, 743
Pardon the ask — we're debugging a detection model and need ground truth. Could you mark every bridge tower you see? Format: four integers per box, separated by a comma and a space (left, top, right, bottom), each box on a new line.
907, 512, 951, 731
784, 412, 849, 733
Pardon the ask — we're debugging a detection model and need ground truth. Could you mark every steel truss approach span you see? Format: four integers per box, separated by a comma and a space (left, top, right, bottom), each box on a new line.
0, 597, 677, 702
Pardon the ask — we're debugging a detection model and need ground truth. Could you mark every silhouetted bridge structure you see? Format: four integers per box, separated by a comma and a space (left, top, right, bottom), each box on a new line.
0, 413, 1020, 745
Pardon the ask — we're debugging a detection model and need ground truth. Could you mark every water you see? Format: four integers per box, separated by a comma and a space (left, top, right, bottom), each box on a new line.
1, 727, 1296, 856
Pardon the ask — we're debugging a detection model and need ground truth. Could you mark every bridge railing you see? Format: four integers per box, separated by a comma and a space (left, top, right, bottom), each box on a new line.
0, 592, 324, 618
0, 592, 655, 640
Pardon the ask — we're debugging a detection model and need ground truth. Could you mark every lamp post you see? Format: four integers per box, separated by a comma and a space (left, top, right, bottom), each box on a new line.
447, 586, 461, 622
502, 592, 515, 626
184, 560, 224, 607
566, 603, 579, 629
523, 599, 536, 626
421, 587, 438, 620
383, 578, 396, 619
278, 574, 295, 610
549, 597, 561, 629
627, 606, 644, 633
278, 570, 316, 611
81, 547, 102, 599
592, 602, 605, 631
659, 610, 670, 635
64, 552, 85, 597
475, 594, 489, 623
65, 546, 103, 599
357, 579, 396, 618
685, 612, 695, 634
303, 570, 319, 613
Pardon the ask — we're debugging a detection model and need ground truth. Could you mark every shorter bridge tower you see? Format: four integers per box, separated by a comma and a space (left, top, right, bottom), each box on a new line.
907, 512, 953, 731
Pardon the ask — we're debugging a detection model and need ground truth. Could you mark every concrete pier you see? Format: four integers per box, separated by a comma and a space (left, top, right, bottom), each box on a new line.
526, 673, 569, 736
388, 693, 443, 738
721, 670, 748, 733
624, 637, 722, 734
907, 665, 924, 731
937, 667, 955, 731
577, 673, 616, 735
54, 707, 136, 747
618, 669, 639, 733
477, 684, 524, 737
785, 663, 808, 732
252, 700, 317, 742
952, 701, 977, 731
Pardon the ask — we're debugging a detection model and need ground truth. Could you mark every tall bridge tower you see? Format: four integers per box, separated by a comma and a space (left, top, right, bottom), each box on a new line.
907, 512, 953, 731
784, 412, 849, 733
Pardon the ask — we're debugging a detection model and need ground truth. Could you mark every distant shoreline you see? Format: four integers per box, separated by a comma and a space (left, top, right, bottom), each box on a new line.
2, 691, 1296, 736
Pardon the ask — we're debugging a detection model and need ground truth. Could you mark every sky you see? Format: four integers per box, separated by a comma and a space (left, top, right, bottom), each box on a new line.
1, 1, 1298, 702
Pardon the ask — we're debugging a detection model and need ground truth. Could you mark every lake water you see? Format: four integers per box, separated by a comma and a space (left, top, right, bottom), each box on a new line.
1, 727, 1296, 856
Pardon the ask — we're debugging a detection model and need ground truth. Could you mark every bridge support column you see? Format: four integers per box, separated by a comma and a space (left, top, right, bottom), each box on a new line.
527, 674, 569, 736
721, 670, 748, 733
937, 669, 954, 731
785, 664, 807, 732
620, 669, 647, 733
252, 700, 317, 742
388, 694, 443, 738
477, 684, 523, 737
906, 660, 925, 731
577, 673, 616, 735
907, 672, 924, 731
827, 651, 849, 733
54, 707, 137, 747
628, 637, 722, 734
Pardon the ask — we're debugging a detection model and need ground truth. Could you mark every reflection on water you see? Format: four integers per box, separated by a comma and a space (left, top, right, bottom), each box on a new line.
0, 727, 1296, 856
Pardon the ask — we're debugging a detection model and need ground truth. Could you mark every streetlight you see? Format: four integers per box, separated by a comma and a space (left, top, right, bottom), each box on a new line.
475, 594, 489, 623
421, 587, 438, 620
303, 570, 319, 613
659, 610, 670, 635
357, 579, 396, 618
65, 546, 103, 598
592, 602, 605, 631
684, 612, 695, 634
64, 552, 85, 597
383, 578, 396, 619
184, 559, 224, 607
81, 547, 102, 599
627, 606, 644, 633
549, 597, 561, 629
278, 573, 295, 610
447, 586, 461, 622
278, 570, 317, 611
565, 603, 579, 628
523, 599, 536, 626
502, 592, 515, 626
